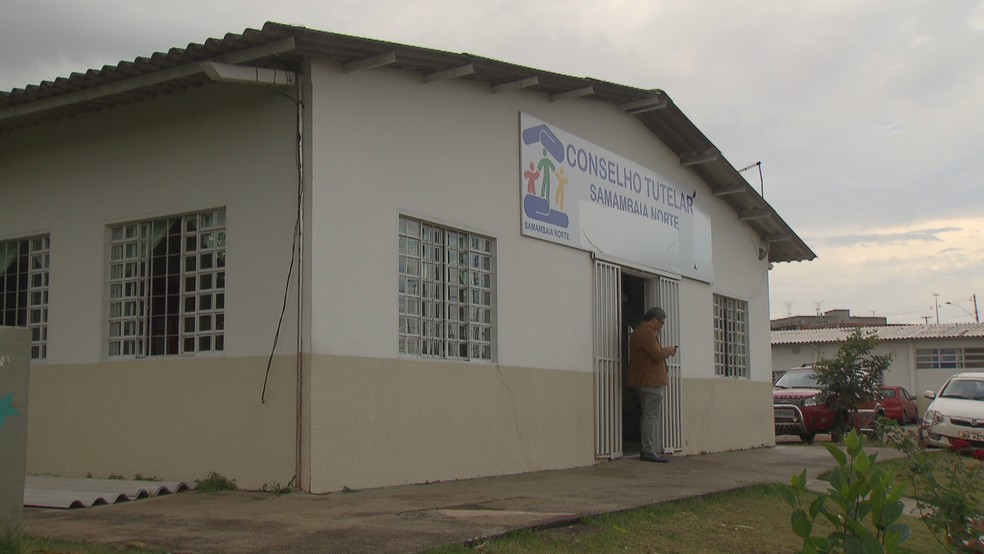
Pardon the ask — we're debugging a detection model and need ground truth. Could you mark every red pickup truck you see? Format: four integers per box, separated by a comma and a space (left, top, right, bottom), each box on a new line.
773, 366, 883, 443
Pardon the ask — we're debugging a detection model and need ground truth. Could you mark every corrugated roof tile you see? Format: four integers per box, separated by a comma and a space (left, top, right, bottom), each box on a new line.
772, 324, 984, 344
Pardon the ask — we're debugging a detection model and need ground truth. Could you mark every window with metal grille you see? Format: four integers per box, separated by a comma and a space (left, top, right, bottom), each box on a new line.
916, 347, 984, 370
0, 235, 49, 359
398, 216, 494, 361
713, 294, 749, 378
108, 209, 225, 357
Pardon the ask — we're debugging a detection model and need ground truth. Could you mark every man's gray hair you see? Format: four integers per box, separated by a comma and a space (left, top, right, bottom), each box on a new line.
643, 307, 666, 322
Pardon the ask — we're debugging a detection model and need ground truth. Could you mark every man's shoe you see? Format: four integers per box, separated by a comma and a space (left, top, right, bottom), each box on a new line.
640, 453, 669, 463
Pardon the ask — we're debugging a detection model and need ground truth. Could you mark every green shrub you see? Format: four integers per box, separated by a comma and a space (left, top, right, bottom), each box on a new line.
813, 330, 892, 439
194, 471, 237, 492
884, 423, 984, 553
781, 429, 911, 553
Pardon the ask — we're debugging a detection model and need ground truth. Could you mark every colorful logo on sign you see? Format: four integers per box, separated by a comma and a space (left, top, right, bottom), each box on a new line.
521, 123, 570, 228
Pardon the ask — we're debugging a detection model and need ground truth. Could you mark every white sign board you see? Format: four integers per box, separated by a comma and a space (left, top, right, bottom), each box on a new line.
519, 113, 714, 282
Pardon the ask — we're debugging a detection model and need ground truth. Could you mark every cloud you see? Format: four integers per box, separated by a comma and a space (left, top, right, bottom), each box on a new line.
972, 1, 984, 31
819, 227, 962, 247
771, 217, 984, 323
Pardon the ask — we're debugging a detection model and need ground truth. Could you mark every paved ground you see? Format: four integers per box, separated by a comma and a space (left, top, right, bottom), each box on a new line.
24, 444, 904, 553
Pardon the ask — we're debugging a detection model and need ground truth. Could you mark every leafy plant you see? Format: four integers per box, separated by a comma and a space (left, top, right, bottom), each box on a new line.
107, 473, 126, 480
262, 475, 296, 495
194, 471, 237, 492
883, 423, 984, 552
133, 474, 160, 482
780, 429, 911, 553
813, 329, 892, 439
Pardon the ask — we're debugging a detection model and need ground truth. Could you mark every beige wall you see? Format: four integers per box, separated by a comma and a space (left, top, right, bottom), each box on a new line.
305, 355, 595, 493
680, 378, 776, 454
304, 359, 776, 492
26, 356, 296, 489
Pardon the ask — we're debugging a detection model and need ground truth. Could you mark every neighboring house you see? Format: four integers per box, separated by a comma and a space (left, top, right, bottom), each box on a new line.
1, 22, 814, 493
772, 324, 984, 412
771, 309, 887, 331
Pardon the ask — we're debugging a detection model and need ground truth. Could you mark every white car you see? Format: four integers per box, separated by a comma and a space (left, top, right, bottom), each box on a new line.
921, 372, 984, 457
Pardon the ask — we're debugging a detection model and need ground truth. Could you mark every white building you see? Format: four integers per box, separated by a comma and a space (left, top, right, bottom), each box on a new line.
1, 23, 814, 493
772, 324, 984, 412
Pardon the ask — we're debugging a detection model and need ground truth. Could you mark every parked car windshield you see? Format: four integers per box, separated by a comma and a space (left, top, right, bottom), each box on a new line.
775, 370, 818, 388
940, 379, 984, 401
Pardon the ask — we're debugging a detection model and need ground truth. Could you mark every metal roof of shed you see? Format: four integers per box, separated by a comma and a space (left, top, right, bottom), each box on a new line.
0, 22, 815, 264
772, 324, 984, 345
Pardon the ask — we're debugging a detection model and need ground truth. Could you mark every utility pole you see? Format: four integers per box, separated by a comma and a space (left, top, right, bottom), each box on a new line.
933, 293, 940, 324
974, 293, 980, 323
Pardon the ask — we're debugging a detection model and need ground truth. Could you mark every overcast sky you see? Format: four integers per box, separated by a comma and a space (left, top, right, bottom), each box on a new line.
3, 0, 983, 324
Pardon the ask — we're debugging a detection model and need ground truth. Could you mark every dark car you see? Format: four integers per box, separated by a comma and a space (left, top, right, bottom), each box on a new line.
773, 366, 882, 443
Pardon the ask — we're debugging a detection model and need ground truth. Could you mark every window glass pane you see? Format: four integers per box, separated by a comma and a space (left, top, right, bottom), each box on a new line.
0, 235, 50, 359
712, 294, 748, 379
107, 208, 225, 357
398, 216, 495, 361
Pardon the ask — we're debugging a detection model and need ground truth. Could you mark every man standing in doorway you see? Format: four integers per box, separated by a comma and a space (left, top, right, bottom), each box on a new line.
628, 307, 677, 463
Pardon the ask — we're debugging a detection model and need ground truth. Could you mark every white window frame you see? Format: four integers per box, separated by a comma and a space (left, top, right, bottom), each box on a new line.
713, 294, 749, 378
107, 208, 226, 357
0, 235, 49, 359
916, 347, 984, 370
398, 216, 495, 361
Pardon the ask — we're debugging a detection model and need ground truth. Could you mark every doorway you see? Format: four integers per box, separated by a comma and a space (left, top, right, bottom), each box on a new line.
621, 273, 647, 455
593, 261, 683, 460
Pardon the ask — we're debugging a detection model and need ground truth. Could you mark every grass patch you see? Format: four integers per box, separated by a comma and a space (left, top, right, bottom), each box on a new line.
1, 525, 28, 554
878, 451, 984, 508
425, 484, 947, 553
18, 536, 165, 553
262, 475, 296, 495
193, 471, 237, 492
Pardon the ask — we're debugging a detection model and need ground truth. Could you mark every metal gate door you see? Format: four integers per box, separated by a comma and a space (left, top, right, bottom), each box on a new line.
593, 260, 622, 459
646, 277, 683, 452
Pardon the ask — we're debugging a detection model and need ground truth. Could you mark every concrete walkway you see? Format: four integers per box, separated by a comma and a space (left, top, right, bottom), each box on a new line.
24, 444, 904, 554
